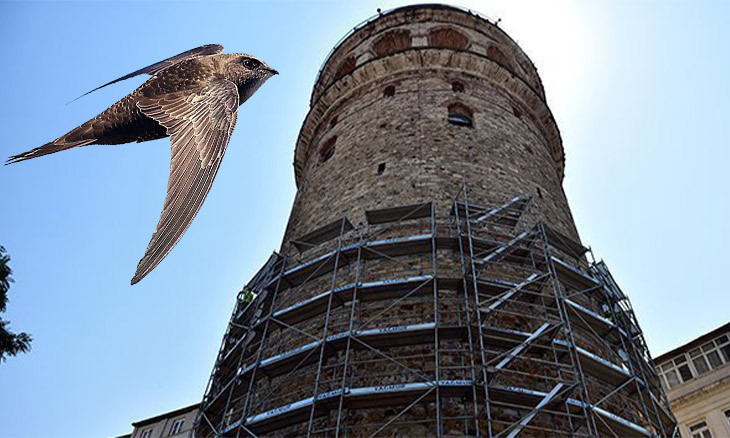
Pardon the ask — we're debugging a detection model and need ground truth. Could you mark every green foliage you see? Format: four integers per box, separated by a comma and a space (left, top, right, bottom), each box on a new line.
0, 245, 32, 363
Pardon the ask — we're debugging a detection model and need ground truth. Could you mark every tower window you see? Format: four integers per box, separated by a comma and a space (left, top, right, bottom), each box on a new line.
536, 187, 543, 199
377, 162, 386, 174
329, 115, 338, 128
428, 28, 469, 50
372, 30, 411, 57
447, 103, 473, 128
383, 85, 396, 97
319, 136, 337, 163
452, 81, 465, 93
512, 106, 522, 119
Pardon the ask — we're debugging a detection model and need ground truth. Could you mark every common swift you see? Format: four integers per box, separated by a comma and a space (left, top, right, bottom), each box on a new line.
7, 44, 278, 284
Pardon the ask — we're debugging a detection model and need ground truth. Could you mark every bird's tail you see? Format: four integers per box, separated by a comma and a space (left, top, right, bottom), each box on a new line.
6, 128, 97, 165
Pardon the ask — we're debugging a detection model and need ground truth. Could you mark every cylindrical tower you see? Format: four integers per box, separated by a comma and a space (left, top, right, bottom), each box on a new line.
196, 5, 677, 437
284, 3, 575, 245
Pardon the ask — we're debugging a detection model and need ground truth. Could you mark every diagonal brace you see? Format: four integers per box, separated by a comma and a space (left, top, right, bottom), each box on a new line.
478, 230, 531, 265
473, 195, 528, 224
501, 382, 576, 438
479, 273, 544, 314
492, 322, 561, 372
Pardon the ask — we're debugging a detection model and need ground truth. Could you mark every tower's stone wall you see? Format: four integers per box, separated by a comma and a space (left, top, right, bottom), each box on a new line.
282, 5, 576, 251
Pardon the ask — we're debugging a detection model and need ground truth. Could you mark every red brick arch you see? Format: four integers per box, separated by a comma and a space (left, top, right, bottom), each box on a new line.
372, 29, 412, 57
428, 27, 469, 50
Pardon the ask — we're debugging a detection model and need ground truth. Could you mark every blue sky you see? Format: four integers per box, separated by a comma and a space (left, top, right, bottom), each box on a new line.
1, 1, 728, 437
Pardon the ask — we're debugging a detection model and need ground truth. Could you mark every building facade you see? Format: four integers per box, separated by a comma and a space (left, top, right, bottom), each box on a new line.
655, 323, 730, 438
115, 404, 198, 438
196, 5, 676, 437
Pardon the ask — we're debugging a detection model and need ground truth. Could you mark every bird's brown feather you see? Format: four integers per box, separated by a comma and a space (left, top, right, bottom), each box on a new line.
131, 78, 239, 284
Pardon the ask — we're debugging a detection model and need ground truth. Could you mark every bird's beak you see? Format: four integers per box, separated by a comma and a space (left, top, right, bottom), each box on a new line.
267, 68, 279, 75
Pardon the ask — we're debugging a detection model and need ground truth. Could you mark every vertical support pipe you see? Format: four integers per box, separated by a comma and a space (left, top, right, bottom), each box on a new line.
306, 220, 348, 438
538, 222, 598, 437
334, 227, 364, 438
237, 257, 288, 435
453, 189, 481, 436
461, 185, 494, 436
431, 201, 442, 437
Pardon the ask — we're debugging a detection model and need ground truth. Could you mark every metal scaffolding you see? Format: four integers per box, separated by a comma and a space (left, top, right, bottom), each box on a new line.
194, 188, 678, 437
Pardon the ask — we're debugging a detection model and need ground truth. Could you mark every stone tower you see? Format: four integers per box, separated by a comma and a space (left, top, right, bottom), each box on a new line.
196, 5, 677, 437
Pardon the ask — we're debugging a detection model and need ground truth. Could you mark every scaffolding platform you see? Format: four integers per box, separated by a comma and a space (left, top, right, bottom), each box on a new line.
543, 223, 588, 259
291, 217, 354, 252
551, 256, 600, 291
272, 275, 439, 326
279, 234, 434, 287
233, 381, 651, 436
365, 202, 433, 224
489, 385, 652, 437
564, 298, 626, 344
239, 380, 470, 434
195, 192, 677, 438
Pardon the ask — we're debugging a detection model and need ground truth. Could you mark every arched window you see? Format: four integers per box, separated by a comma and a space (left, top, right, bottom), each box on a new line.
452, 81, 465, 93
334, 57, 356, 80
383, 85, 396, 98
428, 28, 469, 50
372, 30, 411, 57
329, 115, 338, 128
319, 136, 337, 163
447, 103, 473, 128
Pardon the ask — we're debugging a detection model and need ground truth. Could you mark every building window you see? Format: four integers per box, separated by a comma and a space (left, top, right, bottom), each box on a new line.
140, 429, 153, 438
659, 332, 730, 389
689, 421, 712, 438
169, 418, 185, 436
659, 356, 692, 390
377, 162, 386, 174
452, 81, 465, 93
691, 335, 730, 374
428, 28, 469, 50
513, 106, 523, 119
719, 334, 730, 361
383, 85, 396, 98
447, 103, 473, 127
329, 115, 338, 128
319, 136, 337, 163
372, 30, 411, 57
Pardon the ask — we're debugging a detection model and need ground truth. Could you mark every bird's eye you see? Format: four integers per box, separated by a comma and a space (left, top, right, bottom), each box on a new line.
242, 58, 260, 69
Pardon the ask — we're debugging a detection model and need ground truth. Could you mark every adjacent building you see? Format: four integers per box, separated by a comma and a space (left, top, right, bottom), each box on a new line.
116, 404, 198, 438
655, 322, 730, 438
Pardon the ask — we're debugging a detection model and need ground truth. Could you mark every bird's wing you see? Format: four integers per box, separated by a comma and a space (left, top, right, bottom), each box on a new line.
131, 78, 239, 284
72, 44, 224, 102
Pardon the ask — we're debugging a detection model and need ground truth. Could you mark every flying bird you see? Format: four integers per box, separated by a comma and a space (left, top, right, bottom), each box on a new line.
7, 44, 278, 284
